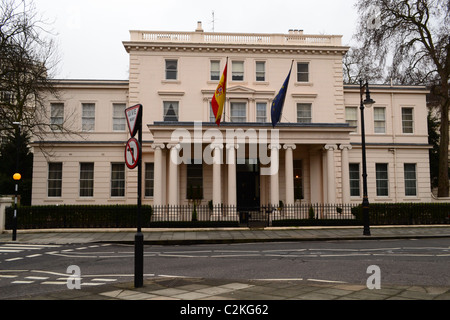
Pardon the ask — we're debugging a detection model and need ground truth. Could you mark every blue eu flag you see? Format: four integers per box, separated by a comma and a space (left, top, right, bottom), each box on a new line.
271, 62, 293, 127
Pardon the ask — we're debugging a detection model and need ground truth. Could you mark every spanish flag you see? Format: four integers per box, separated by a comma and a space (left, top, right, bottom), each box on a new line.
211, 60, 228, 126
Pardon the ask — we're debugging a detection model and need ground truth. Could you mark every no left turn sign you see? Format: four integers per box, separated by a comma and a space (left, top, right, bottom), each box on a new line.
125, 137, 140, 169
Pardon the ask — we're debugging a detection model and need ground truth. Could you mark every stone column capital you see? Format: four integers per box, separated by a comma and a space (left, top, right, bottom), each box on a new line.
268, 144, 281, 150
324, 144, 338, 151
339, 144, 352, 151
167, 143, 181, 150
283, 144, 297, 150
151, 143, 165, 150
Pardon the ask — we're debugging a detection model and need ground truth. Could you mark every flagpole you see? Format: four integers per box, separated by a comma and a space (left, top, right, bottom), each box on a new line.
223, 57, 228, 124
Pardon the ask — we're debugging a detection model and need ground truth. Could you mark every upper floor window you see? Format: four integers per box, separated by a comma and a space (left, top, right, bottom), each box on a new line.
209, 102, 216, 123
297, 62, 309, 82
163, 101, 179, 122
345, 107, 358, 131
232, 61, 244, 81
50, 103, 64, 131
256, 102, 267, 123
82, 103, 95, 132
210, 61, 220, 81
374, 107, 386, 133
402, 107, 414, 133
165, 59, 178, 80
230, 102, 246, 122
113, 103, 126, 131
255, 61, 265, 81
297, 103, 312, 123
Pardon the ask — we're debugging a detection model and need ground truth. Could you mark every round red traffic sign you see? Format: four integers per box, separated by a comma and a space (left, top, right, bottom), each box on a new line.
125, 138, 140, 169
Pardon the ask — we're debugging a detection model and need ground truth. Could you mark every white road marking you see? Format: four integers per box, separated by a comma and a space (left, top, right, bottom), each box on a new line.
5, 257, 23, 262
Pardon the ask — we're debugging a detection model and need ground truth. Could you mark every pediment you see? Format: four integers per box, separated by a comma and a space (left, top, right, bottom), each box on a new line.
227, 85, 256, 94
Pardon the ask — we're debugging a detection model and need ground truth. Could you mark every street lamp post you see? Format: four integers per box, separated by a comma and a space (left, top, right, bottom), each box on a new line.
359, 80, 375, 236
12, 122, 21, 241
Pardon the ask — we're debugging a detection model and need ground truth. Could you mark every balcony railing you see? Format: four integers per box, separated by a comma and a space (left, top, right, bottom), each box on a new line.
129, 30, 342, 47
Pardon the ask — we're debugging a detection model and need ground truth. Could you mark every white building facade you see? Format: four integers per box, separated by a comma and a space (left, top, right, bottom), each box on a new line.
31, 24, 434, 211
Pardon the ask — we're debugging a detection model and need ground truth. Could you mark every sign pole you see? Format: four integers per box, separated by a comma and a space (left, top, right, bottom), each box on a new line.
135, 107, 144, 288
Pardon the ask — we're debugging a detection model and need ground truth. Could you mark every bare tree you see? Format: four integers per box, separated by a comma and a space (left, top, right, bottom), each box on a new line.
352, 0, 450, 197
0, 0, 75, 145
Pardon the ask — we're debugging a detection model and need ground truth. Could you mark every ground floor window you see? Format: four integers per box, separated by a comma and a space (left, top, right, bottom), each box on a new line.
404, 163, 417, 196
111, 163, 125, 197
80, 163, 94, 197
48, 162, 62, 197
376, 163, 389, 196
349, 163, 360, 197
145, 163, 154, 197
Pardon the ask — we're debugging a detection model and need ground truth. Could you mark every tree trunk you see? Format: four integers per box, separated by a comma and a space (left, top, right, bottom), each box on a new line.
437, 81, 449, 197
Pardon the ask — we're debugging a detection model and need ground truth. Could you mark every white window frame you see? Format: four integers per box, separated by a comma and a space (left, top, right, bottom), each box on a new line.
297, 62, 309, 83
111, 163, 125, 197
345, 106, 358, 132
79, 162, 94, 197
163, 101, 179, 122
82, 103, 95, 132
255, 61, 266, 82
256, 102, 267, 123
48, 162, 62, 198
374, 107, 386, 134
165, 59, 178, 80
230, 102, 247, 122
404, 163, 417, 197
375, 163, 389, 197
50, 103, 64, 131
112, 103, 126, 131
232, 61, 244, 81
145, 163, 154, 198
297, 103, 312, 123
401, 107, 414, 134
210, 60, 220, 81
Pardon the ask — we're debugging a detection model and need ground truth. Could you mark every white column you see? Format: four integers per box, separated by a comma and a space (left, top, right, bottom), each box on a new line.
283, 144, 296, 205
269, 144, 281, 206
324, 144, 337, 203
226, 144, 238, 207
151, 144, 165, 206
212, 144, 223, 206
167, 143, 180, 206
340, 144, 352, 204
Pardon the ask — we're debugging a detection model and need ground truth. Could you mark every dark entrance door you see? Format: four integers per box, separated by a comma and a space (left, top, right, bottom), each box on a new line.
236, 160, 260, 210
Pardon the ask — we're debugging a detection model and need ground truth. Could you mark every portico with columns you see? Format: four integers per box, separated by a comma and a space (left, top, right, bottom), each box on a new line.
148, 122, 354, 220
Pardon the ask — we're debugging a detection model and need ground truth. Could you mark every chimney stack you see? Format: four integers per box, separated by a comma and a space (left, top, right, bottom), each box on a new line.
196, 21, 204, 32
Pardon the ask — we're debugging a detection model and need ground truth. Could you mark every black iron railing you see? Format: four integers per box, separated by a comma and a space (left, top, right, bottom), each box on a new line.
5, 202, 449, 229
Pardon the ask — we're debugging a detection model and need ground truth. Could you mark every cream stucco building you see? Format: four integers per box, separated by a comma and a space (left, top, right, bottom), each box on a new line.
31, 23, 434, 211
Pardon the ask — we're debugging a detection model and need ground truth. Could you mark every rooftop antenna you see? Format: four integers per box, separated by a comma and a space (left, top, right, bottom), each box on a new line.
211, 10, 215, 32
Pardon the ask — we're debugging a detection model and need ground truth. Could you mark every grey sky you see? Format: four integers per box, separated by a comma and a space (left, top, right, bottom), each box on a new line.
34, 0, 358, 80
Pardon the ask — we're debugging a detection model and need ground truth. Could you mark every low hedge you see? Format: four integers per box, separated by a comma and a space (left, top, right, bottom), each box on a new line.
351, 203, 450, 225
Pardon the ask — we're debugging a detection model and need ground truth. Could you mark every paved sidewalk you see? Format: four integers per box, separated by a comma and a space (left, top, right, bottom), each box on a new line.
1, 225, 450, 302
1, 225, 450, 244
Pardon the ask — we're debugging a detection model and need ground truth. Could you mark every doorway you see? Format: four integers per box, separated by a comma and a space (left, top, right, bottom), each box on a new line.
236, 159, 260, 210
